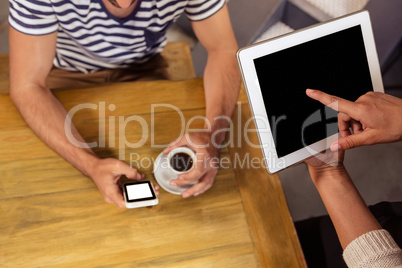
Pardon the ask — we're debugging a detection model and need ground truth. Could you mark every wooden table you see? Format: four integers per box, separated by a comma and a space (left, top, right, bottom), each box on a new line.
0, 78, 306, 267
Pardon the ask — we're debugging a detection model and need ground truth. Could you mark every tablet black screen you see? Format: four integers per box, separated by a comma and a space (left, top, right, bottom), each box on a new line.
254, 25, 373, 158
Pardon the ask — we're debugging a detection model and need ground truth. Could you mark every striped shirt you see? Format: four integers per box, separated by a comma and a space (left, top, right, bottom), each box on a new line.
9, 0, 225, 73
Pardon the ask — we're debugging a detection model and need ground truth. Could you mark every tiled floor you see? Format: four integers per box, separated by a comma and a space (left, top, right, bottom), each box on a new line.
254, 21, 294, 43
305, 0, 368, 18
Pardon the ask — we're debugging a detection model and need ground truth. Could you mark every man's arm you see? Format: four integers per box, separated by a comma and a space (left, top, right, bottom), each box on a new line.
191, 4, 241, 141
9, 27, 144, 208
164, 4, 241, 198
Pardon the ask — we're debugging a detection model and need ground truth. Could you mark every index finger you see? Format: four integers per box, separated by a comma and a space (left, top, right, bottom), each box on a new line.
306, 89, 357, 116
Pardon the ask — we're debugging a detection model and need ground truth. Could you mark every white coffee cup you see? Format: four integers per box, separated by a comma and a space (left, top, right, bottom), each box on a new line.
153, 147, 198, 195
167, 147, 196, 175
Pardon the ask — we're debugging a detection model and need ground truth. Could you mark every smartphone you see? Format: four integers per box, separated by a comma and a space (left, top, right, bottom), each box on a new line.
123, 181, 159, 209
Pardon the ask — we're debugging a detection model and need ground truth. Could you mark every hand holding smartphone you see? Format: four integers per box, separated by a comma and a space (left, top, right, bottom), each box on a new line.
123, 181, 159, 209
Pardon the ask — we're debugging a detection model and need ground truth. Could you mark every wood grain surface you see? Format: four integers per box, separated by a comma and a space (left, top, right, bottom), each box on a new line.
229, 102, 306, 267
0, 67, 305, 266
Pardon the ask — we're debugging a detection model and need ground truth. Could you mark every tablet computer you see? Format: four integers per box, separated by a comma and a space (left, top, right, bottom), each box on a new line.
237, 10, 384, 174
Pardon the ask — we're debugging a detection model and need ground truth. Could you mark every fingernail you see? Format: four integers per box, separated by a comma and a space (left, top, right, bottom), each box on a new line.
170, 181, 177, 186
331, 143, 341, 152
182, 192, 190, 198
306, 89, 315, 94
194, 192, 200, 197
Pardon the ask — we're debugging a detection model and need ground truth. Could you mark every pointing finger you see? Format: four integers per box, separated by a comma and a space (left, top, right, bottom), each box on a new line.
306, 89, 357, 117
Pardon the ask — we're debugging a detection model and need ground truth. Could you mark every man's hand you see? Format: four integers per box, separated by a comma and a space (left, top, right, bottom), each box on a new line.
163, 133, 220, 198
89, 158, 158, 208
306, 89, 402, 151
163, 4, 239, 198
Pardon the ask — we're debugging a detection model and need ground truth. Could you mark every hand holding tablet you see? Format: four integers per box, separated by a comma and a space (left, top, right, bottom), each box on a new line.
237, 10, 384, 173
306, 89, 402, 151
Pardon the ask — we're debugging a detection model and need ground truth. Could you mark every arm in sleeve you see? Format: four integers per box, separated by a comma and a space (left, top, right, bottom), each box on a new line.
343, 229, 402, 268
9, 0, 58, 35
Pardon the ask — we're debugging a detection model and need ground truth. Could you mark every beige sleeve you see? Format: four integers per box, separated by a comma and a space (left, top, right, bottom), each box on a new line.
343, 229, 402, 268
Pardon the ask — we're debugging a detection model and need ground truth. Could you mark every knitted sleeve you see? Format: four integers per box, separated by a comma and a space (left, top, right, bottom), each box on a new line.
343, 229, 402, 268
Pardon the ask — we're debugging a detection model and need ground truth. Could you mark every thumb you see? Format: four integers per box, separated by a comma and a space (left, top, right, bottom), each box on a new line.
108, 186, 127, 209
117, 161, 143, 180
163, 136, 187, 154
332, 131, 369, 151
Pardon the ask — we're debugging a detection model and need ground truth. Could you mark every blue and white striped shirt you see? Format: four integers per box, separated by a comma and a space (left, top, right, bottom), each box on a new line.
9, 0, 225, 73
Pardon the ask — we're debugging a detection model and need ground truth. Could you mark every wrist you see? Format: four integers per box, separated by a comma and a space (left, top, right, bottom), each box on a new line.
308, 164, 349, 184
82, 152, 100, 178
205, 121, 230, 148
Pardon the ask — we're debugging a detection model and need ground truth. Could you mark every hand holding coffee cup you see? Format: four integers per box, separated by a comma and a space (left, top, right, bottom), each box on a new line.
153, 146, 199, 196
168, 147, 196, 174
162, 132, 220, 198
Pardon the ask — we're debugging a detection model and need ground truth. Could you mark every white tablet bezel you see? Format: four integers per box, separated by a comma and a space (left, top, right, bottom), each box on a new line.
237, 10, 384, 174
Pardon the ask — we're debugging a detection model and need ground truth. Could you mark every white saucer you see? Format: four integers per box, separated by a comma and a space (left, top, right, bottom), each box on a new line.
153, 152, 196, 195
